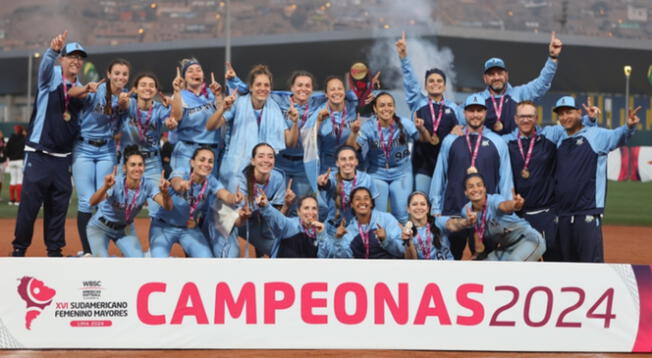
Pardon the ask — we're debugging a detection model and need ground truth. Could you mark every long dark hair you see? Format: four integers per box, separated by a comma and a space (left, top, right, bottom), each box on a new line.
407, 191, 442, 249
245, 142, 275, 205
372, 92, 406, 145
189, 145, 215, 174
104, 58, 131, 115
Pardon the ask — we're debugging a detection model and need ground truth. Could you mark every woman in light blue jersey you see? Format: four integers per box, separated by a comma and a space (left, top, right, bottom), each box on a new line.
86, 145, 173, 257
70, 59, 131, 256
402, 192, 454, 260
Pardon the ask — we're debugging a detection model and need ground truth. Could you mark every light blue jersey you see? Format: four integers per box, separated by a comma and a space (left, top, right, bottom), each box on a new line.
79, 82, 122, 139
307, 101, 358, 172
120, 98, 170, 153
175, 89, 220, 144
333, 209, 404, 259
319, 169, 378, 234
96, 175, 159, 225
357, 116, 419, 178
409, 217, 454, 260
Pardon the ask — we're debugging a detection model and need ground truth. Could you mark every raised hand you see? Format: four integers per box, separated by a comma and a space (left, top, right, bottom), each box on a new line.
159, 170, 171, 192
582, 96, 600, 119
549, 31, 563, 58
317, 167, 331, 187
335, 218, 347, 238
627, 106, 642, 128
466, 205, 477, 227
209, 72, 222, 96
50, 30, 68, 52
159, 93, 171, 107
401, 220, 413, 241
317, 108, 330, 123
512, 189, 525, 212
86, 78, 106, 93
415, 116, 425, 130
118, 88, 135, 108
375, 224, 386, 241
226, 184, 244, 205
350, 113, 362, 134
284, 178, 296, 205
364, 92, 376, 105
255, 187, 269, 207
104, 166, 117, 188
236, 202, 253, 225
177, 179, 191, 194
311, 221, 325, 233
224, 62, 236, 80
395, 31, 407, 59
172, 67, 185, 93
164, 116, 178, 130
287, 96, 299, 124
371, 71, 382, 90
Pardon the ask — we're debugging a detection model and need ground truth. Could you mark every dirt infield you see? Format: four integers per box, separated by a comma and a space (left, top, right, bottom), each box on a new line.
1, 219, 650, 357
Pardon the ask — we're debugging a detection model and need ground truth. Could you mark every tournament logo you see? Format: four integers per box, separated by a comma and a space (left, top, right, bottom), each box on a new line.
16, 276, 56, 330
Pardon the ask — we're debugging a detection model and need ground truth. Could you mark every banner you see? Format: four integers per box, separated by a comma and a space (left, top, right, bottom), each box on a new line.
1, 258, 651, 352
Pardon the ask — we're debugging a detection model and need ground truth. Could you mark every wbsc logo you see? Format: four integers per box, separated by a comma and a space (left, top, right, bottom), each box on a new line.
16, 276, 56, 330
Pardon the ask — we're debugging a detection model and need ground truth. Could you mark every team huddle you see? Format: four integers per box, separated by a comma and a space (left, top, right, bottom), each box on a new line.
11, 30, 641, 262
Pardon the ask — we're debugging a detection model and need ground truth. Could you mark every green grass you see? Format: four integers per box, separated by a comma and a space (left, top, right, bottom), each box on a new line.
0, 174, 650, 226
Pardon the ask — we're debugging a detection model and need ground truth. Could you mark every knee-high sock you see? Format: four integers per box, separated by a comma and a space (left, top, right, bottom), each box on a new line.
77, 211, 93, 254
9, 185, 14, 202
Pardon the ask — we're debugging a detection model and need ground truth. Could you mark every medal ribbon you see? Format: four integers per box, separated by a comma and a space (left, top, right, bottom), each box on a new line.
255, 108, 264, 127
123, 179, 141, 224
61, 68, 71, 116
378, 120, 395, 167
415, 224, 432, 259
136, 104, 154, 144
298, 103, 310, 128
330, 105, 347, 144
517, 129, 537, 172
490, 94, 506, 127
188, 178, 208, 220
302, 222, 317, 239
337, 174, 357, 211
473, 203, 489, 244
357, 223, 371, 259
428, 99, 444, 135
464, 128, 483, 169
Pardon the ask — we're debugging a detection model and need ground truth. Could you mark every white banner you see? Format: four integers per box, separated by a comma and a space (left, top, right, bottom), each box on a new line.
0, 259, 646, 351
638, 147, 652, 182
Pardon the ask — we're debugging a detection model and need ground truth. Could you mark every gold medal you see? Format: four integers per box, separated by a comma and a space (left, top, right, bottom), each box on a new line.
431, 134, 440, 146
467, 166, 478, 174
493, 121, 503, 132
186, 218, 197, 229
521, 168, 530, 179
63, 111, 71, 122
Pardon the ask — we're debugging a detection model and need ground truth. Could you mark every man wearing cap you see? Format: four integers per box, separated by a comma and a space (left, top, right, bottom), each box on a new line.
429, 95, 513, 259
554, 96, 639, 262
473, 32, 563, 135
12, 31, 86, 257
395, 31, 464, 193
501, 100, 598, 261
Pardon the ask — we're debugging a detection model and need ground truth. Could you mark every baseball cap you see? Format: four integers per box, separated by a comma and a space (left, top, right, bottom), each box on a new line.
61, 42, 87, 58
553, 96, 578, 113
464, 95, 487, 109
484, 57, 506, 73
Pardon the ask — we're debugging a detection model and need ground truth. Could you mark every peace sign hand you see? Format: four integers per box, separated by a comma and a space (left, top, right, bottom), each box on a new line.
224, 62, 237, 80
395, 31, 407, 59
50, 31, 68, 52
549, 31, 563, 58
173, 67, 185, 93
582, 97, 600, 119
465, 205, 477, 227
627, 106, 642, 129
371, 71, 382, 90
287, 97, 299, 123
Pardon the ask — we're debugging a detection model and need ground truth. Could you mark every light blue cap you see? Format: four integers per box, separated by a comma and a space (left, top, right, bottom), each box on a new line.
553, 96, 578, 112
484, 57, 506, 72
464, 95, 487, 109
61, 42, 87, 58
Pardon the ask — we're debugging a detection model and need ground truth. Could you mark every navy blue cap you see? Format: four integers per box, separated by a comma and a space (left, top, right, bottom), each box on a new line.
553, 96, 578, 113
464, 95, 487, 109
483, 57, 506, 72
61, 42, 87, 58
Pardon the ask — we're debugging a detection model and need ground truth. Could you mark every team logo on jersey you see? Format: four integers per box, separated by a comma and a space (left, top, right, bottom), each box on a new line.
445, 108, 451, 114
576, 138, 584, 146
482, 140, 489, 146
17, 276, 56, 330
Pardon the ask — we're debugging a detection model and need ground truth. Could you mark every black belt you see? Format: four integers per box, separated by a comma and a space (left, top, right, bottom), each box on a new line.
281, 154, 303, 162
98, 216, 126, 231
183, 141, 219, 149
79, 137, 108, 147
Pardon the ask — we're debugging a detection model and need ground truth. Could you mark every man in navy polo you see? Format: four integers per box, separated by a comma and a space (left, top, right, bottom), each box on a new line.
554, 96, 639, 262
473, 32, 563, 135
429, 95, 513, 259
12, 31, 87, 257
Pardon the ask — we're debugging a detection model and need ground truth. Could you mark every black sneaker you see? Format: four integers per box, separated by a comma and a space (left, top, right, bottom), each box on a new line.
47, 250, 63, 257
11, 248, 25, 257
